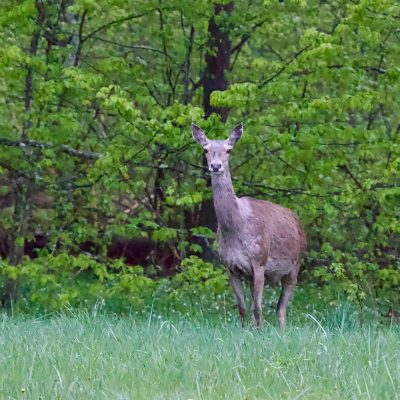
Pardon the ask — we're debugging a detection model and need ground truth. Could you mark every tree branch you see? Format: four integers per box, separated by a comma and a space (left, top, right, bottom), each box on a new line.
0, 137, 99, 160
259, 45, 311, 88
230, 17, 268, 56
85, 35, 174, 59
73, 9, 88, 67
81, 10, 154, 44
338, 164, 364, 190
22, 0, 47, 139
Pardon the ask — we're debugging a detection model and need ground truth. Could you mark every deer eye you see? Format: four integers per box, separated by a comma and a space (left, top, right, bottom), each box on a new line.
226, 149, 231, 153
204, 149, 208, 154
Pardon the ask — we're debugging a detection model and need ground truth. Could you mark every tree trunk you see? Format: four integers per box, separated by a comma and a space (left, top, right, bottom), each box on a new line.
2, 177, 34, 308
203, 2, 233, 121
199, 2, 233, 260
1, 1, 45, 308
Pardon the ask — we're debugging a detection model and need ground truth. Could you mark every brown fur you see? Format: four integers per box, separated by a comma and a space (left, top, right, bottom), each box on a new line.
192, 123, 307, 328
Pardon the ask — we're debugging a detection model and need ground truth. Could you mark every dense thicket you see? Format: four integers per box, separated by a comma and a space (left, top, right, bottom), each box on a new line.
0, 0, 399, 314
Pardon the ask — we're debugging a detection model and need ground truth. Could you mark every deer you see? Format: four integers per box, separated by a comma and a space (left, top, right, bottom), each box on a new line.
192, 123, 307, 328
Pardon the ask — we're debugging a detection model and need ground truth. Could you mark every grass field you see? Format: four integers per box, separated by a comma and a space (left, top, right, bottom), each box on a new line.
0, 312, 399, 400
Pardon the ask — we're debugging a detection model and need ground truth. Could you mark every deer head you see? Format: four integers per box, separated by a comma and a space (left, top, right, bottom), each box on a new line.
191, 123, 243, 174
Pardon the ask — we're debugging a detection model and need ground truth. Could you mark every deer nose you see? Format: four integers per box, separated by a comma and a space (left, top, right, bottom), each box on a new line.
211, 161, 222, 172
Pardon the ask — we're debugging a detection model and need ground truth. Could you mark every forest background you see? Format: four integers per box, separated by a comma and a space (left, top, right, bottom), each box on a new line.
0, 0, 399, 320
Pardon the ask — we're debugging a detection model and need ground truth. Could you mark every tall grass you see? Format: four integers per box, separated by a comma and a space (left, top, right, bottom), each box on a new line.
0, 311, 399, 399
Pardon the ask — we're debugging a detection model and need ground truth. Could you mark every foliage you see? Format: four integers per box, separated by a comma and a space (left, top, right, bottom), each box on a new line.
0, 255, 155, 313
0, 0, 399, 314
155, 255, 230, 315
0, 254, 232, 315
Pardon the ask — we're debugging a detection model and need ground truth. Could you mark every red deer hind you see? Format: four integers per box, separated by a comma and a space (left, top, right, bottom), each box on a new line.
192, 123, 306, 328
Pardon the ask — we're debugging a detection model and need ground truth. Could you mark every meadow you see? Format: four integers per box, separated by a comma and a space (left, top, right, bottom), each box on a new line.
0, 311, 399, 400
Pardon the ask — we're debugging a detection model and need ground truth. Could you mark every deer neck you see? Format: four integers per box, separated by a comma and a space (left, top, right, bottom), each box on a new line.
211, 168, 240, 232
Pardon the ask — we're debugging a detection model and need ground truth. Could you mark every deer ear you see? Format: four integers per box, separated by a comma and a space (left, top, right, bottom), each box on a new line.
191, 123, 208, 146
228, 123, 243, 146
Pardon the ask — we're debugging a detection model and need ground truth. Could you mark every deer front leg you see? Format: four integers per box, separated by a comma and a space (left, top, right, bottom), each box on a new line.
251, 266, 265, 328
228, 272, 247, 326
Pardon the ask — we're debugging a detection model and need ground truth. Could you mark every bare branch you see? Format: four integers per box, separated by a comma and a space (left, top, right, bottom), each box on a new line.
82, 10, 154, 44
72, 9, 88, 67
85, 35, 174, 59
338, 164, 364, 190
22, 0, 47, 139
259, 45, 311, 88
182, 23, 195, 104
230, 17, 268, 57
0, 137, 99, 160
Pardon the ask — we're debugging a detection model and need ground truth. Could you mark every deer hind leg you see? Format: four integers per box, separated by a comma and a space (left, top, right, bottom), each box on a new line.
229, 272, 247, 326
251, 267, 265, 328
276, 274, 297, 329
